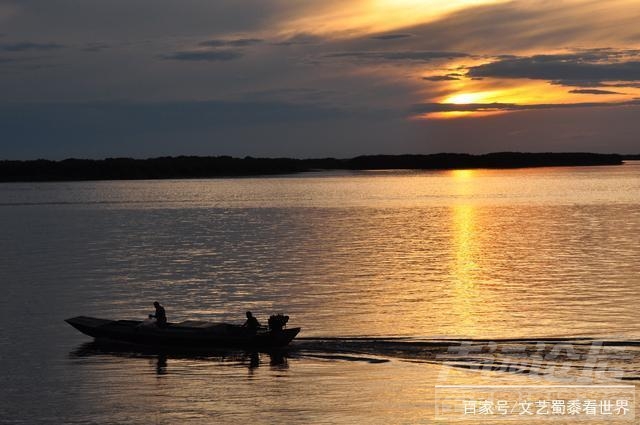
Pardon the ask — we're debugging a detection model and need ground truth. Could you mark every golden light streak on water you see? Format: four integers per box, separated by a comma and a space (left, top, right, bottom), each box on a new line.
450, 203, 481, 334
448, 170, 483, 336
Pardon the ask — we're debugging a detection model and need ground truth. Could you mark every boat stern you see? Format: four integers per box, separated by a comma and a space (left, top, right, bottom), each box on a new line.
274, 327, 301, 346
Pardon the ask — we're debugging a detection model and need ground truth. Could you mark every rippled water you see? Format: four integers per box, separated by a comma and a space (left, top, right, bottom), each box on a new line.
1, 163, 639, 424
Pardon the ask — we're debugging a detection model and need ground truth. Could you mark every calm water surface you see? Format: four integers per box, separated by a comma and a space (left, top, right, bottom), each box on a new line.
1, 163, 639, 424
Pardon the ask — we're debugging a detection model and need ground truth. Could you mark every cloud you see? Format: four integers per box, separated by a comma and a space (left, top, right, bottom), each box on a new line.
412, 99, 640, 113
82, 42, 111, 52
160, 50, 243, 61
273, 33, 324, 46
0, 42, 64, 52
468, 53, 640, 85
370, 33, 413, 41
0, 57, 52, 67
377, 0, 640, 53
0, 1, 302, 41
569, 89, 622, 95
241, 87, 337, 103
551, 80, 640, 88
160, 37, 261, 63
422, 74, 461, 81
0, 99, 348, 127
327, 50, 469, 62
199, 38, 262, 47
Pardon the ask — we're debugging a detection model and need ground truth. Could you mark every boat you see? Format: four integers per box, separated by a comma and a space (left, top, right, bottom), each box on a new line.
65, 316, 301, 348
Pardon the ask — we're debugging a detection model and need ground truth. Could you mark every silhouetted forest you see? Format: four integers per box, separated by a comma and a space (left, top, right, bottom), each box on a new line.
0, 153, 624, 182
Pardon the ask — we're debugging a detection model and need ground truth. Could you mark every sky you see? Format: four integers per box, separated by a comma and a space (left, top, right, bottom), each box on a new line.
1, 0, 640, 159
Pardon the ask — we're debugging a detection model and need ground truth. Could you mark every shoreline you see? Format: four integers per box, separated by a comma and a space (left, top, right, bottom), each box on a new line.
0, 152, 627, 183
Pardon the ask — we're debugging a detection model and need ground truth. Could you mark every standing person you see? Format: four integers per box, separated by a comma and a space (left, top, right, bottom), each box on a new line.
150, 301, 167, 328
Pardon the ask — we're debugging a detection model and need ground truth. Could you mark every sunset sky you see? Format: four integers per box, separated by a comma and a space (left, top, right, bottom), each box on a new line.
1, 0, 640, 158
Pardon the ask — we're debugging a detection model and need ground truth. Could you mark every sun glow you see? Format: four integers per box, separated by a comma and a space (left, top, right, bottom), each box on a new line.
279, 0, 509, 37
420, 79, 609, 119
444, 91, 501, 105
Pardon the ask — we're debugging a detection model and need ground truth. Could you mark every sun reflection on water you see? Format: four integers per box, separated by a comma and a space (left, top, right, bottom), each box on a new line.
448, 169, 483, 336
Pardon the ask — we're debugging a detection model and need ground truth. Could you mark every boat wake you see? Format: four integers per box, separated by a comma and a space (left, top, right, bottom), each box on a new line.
69, 336, 640, 381
290, 337, 640, 381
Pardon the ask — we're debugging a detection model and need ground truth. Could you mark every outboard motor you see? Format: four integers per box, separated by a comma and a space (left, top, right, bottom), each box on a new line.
268, 314, 289, 332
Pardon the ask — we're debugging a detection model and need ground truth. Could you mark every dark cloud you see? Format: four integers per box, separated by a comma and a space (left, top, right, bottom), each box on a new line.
370, 33, 413, 41
160, 50, 243, 61
327, 50, 469, 62
0, 0, 301, 40
551, 79, 606, 87
468, 54, 640, 84
600, 82, 640, 88
0, 42, 64, 52
552, 80, 640, 88
1, 99, 346, 127
199, 38, 262, 47
0, 57, 54, 69
422, 75, 461, 81
273, 33, 324, 46
160, 38, 261, 64
412, 99, 640, 113
569, 89, 622, 95
82, 42, 111, 52
241, 87, 337, 103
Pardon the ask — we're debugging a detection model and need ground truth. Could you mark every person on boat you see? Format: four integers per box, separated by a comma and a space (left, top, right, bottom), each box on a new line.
243, 311, 260, 334
268, 314, 289, 332
150, 301, 167, 328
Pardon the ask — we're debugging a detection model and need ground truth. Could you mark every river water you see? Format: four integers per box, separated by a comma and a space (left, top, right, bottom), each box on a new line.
1, 163, 639, 424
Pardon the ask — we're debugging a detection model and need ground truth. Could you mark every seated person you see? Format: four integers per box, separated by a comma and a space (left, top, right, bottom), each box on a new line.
149, 301, 167, 328
243, 311, 260, 333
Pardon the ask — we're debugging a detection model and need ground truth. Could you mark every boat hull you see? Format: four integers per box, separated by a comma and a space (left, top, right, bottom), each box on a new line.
65, 316, 300, 348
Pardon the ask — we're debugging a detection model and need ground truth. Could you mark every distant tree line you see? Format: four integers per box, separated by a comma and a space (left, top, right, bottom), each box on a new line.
0, 152, 624, 182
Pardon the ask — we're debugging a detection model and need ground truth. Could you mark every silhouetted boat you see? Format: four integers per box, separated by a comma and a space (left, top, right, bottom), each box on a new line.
65, 316, 301, 348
